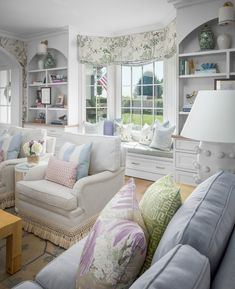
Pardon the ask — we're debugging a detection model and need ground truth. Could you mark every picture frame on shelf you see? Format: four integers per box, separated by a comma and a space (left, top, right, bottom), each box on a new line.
41, 87, 51, 104
55, 93, 64, 107
214, 78, 235, 90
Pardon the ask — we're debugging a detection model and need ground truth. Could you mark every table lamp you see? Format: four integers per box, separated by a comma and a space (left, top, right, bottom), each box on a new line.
181, 90, 235, 183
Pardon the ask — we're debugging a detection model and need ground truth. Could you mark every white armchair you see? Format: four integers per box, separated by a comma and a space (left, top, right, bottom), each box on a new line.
16, 133, 125, 249
0, 125, 56, 209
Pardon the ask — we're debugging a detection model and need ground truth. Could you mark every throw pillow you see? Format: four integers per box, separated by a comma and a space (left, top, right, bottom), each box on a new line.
58, 142, 92, 181
115, 122, 133, 142
45, 157, 77, 188
0, 133, 22, 160
100, 178, 146, 230
76, 179, 148, 289
103, 120, 114, 136
139, 124, 153, 146
130, 244, 210, 289
149, 125, 175, 151
139, 175, 181, 271
83, 121, 104, 135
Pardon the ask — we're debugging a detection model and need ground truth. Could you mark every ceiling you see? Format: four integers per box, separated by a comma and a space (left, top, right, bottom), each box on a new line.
0, 0, 176, 39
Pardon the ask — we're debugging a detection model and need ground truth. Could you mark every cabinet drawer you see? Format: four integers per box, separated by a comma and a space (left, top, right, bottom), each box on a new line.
175, 151, 196, 171
175, 170, 197, 186
175, 139, 199, 153
126, 154, 173, 175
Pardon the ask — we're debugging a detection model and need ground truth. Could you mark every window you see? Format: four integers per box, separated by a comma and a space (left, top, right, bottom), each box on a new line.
121, 61, 164, 125
85, 65, 108, 123
0, 70, 11, 124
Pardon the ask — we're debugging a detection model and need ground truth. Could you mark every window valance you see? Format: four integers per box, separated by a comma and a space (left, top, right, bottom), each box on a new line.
77, 20, 176, 66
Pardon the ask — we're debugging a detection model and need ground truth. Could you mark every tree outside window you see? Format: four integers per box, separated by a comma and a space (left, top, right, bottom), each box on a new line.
121, 61, 163, 126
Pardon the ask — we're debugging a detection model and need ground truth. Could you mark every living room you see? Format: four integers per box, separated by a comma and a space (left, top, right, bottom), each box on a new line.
0, 0, 235, 288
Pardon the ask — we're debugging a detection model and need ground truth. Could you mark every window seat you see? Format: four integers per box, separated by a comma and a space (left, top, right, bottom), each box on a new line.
122, 141, 173, 158
122, 142, 174, 181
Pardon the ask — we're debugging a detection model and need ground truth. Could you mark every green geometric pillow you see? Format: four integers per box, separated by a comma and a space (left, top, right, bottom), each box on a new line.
139, 175, 182, 272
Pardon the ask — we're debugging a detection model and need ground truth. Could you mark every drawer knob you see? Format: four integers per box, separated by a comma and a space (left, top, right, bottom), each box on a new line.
131, 162, 140, 166
155, 166, 165, 170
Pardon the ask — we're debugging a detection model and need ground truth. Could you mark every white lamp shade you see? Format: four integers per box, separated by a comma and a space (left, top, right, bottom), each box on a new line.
181, 90, 235, 143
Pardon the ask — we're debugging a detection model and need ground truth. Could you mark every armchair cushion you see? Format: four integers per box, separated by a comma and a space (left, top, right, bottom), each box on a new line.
58, 142, 92, 180
46, 157, 77, 188
17, 179, 77, 211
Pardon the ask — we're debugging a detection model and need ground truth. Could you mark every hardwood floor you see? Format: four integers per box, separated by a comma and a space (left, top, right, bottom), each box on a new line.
126, 176, 195, 202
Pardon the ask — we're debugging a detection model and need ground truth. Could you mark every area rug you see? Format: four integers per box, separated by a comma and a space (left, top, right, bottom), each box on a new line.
0, 221, 65, 289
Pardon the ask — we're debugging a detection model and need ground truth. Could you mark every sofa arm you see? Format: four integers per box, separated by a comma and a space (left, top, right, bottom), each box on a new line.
23, 164, 48, 181
72, 167, 125, 216
0, 158, 27, 193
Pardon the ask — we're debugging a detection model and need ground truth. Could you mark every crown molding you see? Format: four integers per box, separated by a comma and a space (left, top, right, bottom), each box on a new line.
168, 0, 217, 9
0, 29, 26, 41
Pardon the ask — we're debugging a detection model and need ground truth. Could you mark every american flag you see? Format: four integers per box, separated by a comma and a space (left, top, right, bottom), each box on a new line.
98, 73, 107, 90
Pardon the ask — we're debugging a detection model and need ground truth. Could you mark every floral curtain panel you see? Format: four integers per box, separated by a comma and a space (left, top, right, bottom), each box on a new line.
77, 20, 176, 66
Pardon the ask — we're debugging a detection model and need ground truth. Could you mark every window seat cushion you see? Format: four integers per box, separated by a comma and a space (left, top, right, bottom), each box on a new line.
122, 142, 173, 159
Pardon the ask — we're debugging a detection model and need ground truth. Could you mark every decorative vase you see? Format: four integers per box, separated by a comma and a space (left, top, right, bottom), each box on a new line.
44, 52, 56, 69
27, 155, 39, 165
198, 25, 215, 50
38, 56, 45, 70
217, 34, 231, 50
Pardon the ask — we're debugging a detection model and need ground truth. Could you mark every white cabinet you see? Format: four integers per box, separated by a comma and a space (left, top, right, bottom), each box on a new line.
125, 152, 174, 181
174, 138, 199, 186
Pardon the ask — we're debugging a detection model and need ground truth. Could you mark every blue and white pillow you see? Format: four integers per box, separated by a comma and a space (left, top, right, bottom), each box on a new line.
150, 125, 175, 151
58, 142, 92, 180
0, 133, 22, 160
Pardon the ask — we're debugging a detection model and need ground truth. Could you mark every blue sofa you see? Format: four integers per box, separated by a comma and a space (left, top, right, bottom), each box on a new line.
14, 171, 235, 289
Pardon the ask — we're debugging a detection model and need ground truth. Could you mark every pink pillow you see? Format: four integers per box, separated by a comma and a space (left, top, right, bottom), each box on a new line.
45, 157, 77, 188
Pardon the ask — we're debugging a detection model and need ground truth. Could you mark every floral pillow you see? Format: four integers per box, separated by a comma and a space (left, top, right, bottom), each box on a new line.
115, 123, 133, 142
139, 124, 153, 146
76, 179, 148, 289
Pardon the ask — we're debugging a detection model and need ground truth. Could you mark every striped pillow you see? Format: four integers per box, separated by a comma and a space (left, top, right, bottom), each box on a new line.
0, 133, 22, 160
58, 142, 92, 180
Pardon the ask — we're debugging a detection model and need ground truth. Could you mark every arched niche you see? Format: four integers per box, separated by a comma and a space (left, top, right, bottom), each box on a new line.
28, 48, 67, 70
0, 47, 22, 126
179, 18, 235, 53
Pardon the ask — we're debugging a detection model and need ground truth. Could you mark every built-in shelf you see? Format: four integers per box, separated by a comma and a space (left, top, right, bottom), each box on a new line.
179, 111, 190, 115
47, 107, 68, 111
179, 48, 235, 58
28, 83, 47, 87
29, 107, 46, 110
179, 73, 226, 78
28, 67, 67, 73
47, 82, 68, 86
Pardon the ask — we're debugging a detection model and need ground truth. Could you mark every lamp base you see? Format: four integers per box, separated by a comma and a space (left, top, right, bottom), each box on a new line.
193, 142, 235, 184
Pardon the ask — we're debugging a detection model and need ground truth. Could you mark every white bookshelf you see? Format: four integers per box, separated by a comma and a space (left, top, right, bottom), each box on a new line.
27, 48, 68, 126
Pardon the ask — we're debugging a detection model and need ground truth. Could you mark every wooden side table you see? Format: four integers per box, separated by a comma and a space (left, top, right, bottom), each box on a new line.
0, 210, 22, 274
